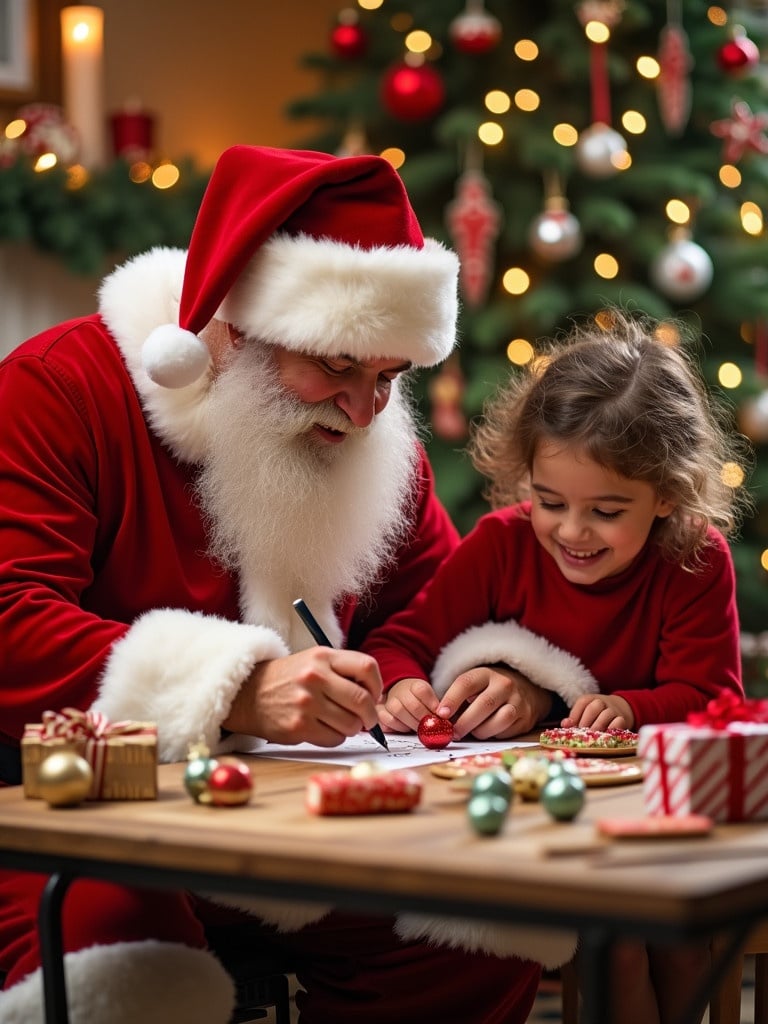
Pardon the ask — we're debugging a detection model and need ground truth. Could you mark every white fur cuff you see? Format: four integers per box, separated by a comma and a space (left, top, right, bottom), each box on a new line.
431, 620, 598, 707
0, 941, 235, 1024
95, 609, 289, 762
395, 913, 577, 969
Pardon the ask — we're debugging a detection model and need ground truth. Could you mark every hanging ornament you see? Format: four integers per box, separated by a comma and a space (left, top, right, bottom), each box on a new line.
528, 178, 583, 262
739, 389, 768, 443
380, 57, 445, 121
330, 8, 368, 61
428, 355, 468, 441
656, 0, 693, 136
575, 2, 628, 177
650, 231, 714, 303
446, 162, 502, 306
449, 1, 502, 55
3, 103, 80, 167
711, 99, 768, 163
575, 122, 628, 177
717, 26, 760, 76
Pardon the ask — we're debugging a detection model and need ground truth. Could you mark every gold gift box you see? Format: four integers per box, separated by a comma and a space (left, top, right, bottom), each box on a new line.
22, 710, 158, 801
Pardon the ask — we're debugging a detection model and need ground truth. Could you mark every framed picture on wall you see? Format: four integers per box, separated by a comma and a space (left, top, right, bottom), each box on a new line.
0, 0, 35, 98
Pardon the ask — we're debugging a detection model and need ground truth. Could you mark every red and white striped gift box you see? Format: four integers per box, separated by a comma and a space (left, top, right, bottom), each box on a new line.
638, 721, 768, 823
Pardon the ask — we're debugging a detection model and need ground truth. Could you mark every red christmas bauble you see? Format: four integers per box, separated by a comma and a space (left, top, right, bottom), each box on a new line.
380, 62, 445, 121
417, 714, 454, 750
449, 9, 502, 55
717, 35, 760, 75
207, 760, 253, 806
330, 22, 368, 60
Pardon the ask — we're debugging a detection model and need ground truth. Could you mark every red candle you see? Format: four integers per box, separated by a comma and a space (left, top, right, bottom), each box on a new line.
110, 109, 155, 162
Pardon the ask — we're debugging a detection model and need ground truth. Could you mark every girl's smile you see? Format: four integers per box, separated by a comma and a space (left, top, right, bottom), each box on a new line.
530, 440, 675, 585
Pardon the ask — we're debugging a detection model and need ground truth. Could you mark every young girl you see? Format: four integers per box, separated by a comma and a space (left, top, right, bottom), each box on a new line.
363, 308, 753, 1024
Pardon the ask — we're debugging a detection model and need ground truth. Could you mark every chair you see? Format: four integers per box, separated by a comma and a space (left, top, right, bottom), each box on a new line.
559, 923, 768, 1024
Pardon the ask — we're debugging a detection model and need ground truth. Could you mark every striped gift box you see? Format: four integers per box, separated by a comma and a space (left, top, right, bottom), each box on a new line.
638, 721, 768, 823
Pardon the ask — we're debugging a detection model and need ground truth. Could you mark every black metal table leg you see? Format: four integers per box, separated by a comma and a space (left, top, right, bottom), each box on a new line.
579, 925, 613, 1024
38, 873, 72, 1024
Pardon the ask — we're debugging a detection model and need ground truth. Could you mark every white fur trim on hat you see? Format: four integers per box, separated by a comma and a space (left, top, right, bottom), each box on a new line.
141, 323, 211, 389
218, 233, 459, 367
0, 941, 235, 1024
431, 620, 599, 707
394, 914, 578, 969
94, 609, 289, 762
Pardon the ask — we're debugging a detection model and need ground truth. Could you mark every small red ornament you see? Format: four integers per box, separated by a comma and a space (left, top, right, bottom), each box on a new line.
717, 32, 760, 76
417, 714, 454, 750
206, 760, 253, 806
330, 11, 368, 61
446, 167, 502, 307
380, 61, 445, 122
449, 6, 502, 56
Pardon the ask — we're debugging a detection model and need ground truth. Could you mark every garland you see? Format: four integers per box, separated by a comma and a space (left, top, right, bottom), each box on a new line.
0, 157, 210, 275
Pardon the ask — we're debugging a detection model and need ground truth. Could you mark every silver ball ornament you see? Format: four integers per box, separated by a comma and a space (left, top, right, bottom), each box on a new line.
575, 123, 628, 178
528, 209, 583, 261
650, 238, 713, 303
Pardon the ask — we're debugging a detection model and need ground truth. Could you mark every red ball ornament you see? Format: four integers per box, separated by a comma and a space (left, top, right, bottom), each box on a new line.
206, 760, 253, 806
717, 33, 760, 75
449, 9, 502, 55
380, 61, 445, 122
330, 22, 368, 60
417, 714, 454, 750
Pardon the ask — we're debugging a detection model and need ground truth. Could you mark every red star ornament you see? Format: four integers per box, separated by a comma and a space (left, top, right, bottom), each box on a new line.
710, 100, 768, 163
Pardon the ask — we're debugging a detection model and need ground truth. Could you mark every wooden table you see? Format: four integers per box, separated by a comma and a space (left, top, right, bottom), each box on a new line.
1, 751, 768, 1024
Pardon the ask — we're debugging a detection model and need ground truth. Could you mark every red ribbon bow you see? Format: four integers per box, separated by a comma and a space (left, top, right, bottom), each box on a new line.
686, 691, 768, 729
41, 707, 145, 741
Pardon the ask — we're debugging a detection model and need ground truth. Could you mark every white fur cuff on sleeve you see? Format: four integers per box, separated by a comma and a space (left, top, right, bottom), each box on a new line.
94, 608, 289, 762
431, 620, 598, 707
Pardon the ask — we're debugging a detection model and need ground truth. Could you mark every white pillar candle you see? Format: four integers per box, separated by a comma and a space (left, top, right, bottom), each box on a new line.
60, 6, 105, 168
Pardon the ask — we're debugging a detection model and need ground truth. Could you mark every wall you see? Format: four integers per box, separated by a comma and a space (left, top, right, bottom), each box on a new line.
1, 0, 347, 350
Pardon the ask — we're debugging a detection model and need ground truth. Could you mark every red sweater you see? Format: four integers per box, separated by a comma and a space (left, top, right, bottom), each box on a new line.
364, 504, 743, 727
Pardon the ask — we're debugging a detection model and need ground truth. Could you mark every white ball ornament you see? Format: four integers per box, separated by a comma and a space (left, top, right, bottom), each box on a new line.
575, 123, 628, 178
528, 208, 583, 261
739, 390, 768, 443
650, 238, 714, 303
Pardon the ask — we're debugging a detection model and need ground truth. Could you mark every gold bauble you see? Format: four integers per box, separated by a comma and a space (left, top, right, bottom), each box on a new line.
37, 751, 93, 807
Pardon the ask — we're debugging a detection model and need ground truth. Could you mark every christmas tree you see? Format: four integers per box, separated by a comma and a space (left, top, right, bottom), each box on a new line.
285, 0, 768, 643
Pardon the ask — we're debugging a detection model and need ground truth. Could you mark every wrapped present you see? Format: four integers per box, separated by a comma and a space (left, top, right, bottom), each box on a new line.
22, 707, 157, 801
638, 693, 768, 822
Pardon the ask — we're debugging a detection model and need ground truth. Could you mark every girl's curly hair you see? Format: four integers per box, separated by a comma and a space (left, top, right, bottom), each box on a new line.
468, 310, 753, 565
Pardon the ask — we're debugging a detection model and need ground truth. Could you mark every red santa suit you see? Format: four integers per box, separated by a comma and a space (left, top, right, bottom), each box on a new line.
0, 147, 566, 1024
364, 504, 743, 723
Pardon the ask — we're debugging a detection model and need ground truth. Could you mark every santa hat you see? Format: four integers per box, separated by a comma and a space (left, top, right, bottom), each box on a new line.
141, 145, 460, 388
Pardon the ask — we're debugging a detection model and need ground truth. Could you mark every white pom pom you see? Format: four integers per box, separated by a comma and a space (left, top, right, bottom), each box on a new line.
141, 324, 211, 389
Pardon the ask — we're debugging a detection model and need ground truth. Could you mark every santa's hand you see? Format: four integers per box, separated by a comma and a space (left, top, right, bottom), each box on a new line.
224, 647, 383, 747
437, 665, 552, 741
562, 693, 634, 732
379, 677, 438, 733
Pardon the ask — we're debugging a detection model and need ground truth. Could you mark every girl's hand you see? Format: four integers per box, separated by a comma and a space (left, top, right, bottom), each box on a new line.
379, 677, 439, 733
436, 665, 553, 740
562, 694, 635, 731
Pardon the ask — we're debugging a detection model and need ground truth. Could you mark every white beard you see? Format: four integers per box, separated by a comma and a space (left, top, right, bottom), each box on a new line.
195, 343, 420, 650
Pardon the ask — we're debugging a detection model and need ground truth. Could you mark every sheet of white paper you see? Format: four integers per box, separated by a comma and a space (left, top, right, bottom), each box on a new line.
257, 734, 538, 770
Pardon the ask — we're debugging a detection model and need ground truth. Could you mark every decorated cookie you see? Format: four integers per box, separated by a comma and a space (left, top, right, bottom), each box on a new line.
539, 727, 639, 756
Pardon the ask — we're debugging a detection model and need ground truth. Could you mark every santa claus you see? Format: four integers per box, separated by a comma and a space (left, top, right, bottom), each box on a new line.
0, 145, 577, 1024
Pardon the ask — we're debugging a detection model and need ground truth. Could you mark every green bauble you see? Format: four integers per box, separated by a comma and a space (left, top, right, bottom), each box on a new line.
184, 755, 218, 803
470, 768, 512, 803
541, 774, 586, 822
467, 793, 510, 836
